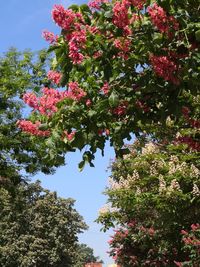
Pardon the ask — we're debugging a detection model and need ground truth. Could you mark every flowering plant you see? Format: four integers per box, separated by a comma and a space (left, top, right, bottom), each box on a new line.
97, 140, 200, 265
18, 0, 200, 168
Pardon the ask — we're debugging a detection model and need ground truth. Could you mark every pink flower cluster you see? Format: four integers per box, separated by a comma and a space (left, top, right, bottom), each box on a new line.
176, 136, 200, 152
114, 38, 131, 59
113, 0, 130, 29
101, 82, 110, 95
68, 26, 87, 64
98, 128, 110, 136
17, 120, 50, 137
68, 81, 87, 100
148, 3, 179, 36
23, 92, 38, 109
113, 101, 128, 116
23, 88, 65, 116
140, 226, 155, 236
42, 30, 58, 44
150, 55, 179, 84
182, 106, 200, 129
47, 70, 62, 85
88, 0, 109, 10
181, 224, 200, 245
51, 5, 86, 64
52, 5, 76, 31
135, 99, 150, 113
23, 83, 86, 116
64, 130, 76, 141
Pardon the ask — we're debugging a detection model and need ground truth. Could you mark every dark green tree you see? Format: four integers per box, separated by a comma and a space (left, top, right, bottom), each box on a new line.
0, 180, 88, 267
73, 243, 103, 267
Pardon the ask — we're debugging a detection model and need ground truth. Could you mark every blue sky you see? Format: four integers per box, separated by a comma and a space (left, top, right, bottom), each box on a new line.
0, 0, 115, 265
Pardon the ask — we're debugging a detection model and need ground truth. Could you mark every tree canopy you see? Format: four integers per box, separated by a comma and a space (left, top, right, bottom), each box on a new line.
18, 0, 200, 169
97, 140, 200, 266
0, 180, 88, 267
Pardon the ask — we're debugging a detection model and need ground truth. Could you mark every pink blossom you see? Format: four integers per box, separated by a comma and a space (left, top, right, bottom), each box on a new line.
113, 0, 130, 29
150, 54, 179, 84
47, 70, 62, 85
114, 38, 131, 59
52, 5, 76, 30
17, 120, 50, 137
93, 51, 103, 59
176, 136, 200, 152
148, 3, 179, 36
113, 101, 128, 116
101, 82, 110, 95
64, 130, 76, 141
86, 99, 92, 106
68, 26, 87, 64
105, 129, 110, 135
174, 261, 183, 267
135, 100, 150, 112
181, 230, 188, 235
42, 30, 58, 44
68, 81, 86, 100
88, 0, 109, 10
191, 224, 200, 231
23, 92, 38, 109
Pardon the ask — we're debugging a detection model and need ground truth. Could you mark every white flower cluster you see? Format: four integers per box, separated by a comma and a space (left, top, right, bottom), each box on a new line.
158, 174, 166, 193
150, 159, 166, 176
192, 183, 200, 197
169, 161, 188, 175
168, 156, 200, 179
159, 175, 182, 195
98, 204, 119, 215
142, 142, 159, 155
190, 164, 200, 178
108, 171, 140, 190
168, 179, 181, 193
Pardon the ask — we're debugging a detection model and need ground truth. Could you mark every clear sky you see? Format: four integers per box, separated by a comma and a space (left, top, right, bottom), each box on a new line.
0, 0, 115, 265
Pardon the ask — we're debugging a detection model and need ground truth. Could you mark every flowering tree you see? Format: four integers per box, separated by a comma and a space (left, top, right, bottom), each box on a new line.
18, 0, 200, 168
97, 140, 200, 266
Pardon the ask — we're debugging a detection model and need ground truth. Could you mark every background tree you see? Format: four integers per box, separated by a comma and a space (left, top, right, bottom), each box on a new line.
73, 243, 103, 267
0, 49, 66, 186
0, 180, 88, 267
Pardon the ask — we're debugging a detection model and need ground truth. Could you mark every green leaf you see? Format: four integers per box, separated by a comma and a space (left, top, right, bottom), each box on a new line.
68, 4, 79, 11
80, 4, 91, 13
109, 91, 119, 107
78, 160, 85, 171
195, 30, 200, 42
104, 11, 113, 18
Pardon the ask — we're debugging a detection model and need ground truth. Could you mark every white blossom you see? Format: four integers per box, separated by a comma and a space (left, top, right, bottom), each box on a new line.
167, 179, 181, 194
192, 183, 200, 197
98, 204, 111, 215
158, 175, 166, 193
136, 187, 141, 195
190, 164, 200, 178
142, 142, 159, 155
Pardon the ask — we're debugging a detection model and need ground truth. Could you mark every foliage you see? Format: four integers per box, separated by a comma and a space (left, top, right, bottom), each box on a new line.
0, 49, 66, 185
179, 224, 200, 266
0, 180, 88, 267
18, 0, 200, 168
73, 243, 103, 267
97, 140, 200, 266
